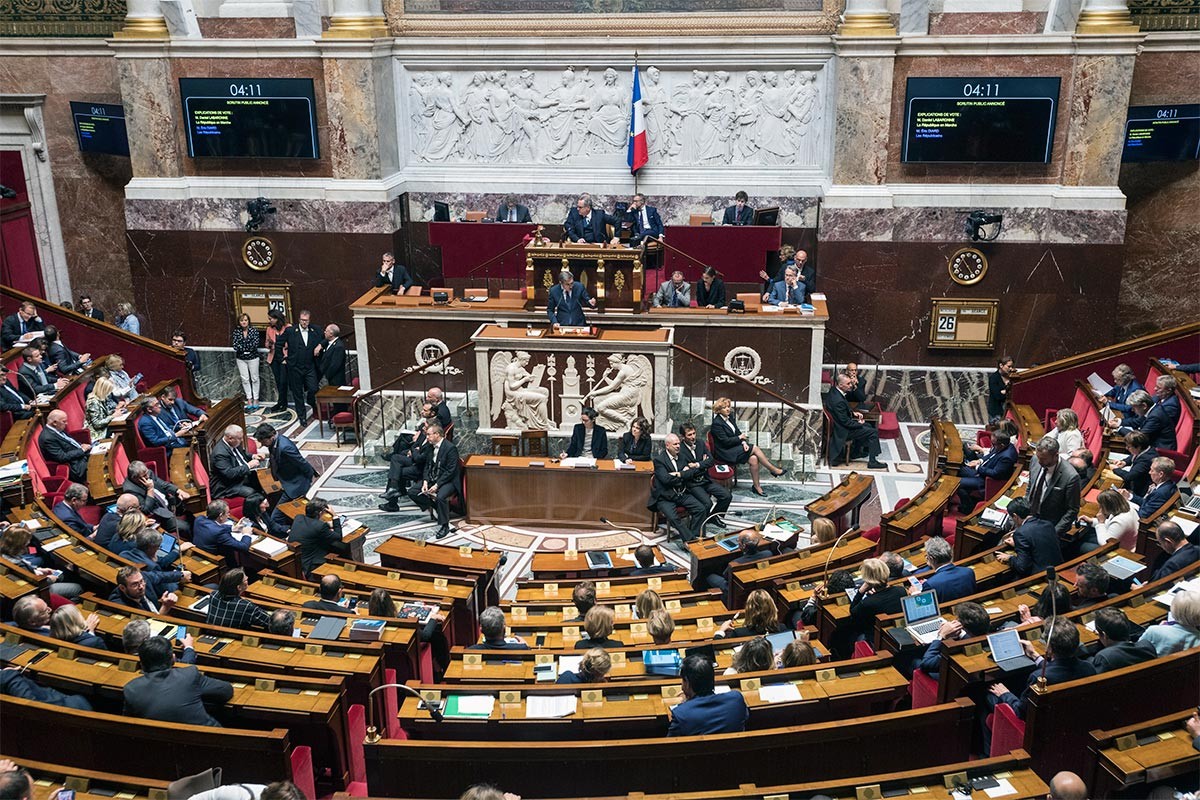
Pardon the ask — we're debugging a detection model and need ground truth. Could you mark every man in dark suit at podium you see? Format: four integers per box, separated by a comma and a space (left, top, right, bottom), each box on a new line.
547, 270, 595, 327
565, 197, 619, 244
495, 194, 532, 223
373, 252, 413, 294
721, 191, 754, 226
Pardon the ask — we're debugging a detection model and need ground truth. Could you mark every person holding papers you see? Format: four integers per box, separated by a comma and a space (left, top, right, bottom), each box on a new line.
287, 497, 347, 577
1, 301, 44, 349
667, 653, 748, 736
193, 500, 254, 560
1098, 363, 1143, 413
209, 424, 270, 532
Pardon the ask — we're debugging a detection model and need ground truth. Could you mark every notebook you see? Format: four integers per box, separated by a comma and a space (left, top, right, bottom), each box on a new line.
308, 616, 347, 641
1101, 555, 1143, 580
901, 590, 946, 644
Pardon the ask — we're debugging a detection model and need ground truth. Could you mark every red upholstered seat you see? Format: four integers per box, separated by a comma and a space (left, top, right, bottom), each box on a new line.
910, 668, 939, 709
289, 746, 316, 800
331, 378, 360, 444
862, 497, 909, 544
989, 702, 1026, 756
853, 640, 876, 659
876, 411, 900, 440
346, 704, 368, 796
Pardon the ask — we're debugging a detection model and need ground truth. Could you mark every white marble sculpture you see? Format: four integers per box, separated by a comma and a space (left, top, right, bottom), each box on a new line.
490, 350, 555, 430
586, 353, 653, 431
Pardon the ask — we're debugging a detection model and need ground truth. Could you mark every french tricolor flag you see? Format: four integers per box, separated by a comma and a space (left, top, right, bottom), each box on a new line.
627, 64, 648, 174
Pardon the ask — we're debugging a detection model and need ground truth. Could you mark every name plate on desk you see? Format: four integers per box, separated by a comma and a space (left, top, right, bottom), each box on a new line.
647, 577, 662, 589
433, 578, 449, 591
542, 583, 559, 596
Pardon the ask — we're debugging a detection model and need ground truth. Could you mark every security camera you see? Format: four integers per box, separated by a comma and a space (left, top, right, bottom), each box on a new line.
965, 210, 1003, 242
245, 197, 277, 232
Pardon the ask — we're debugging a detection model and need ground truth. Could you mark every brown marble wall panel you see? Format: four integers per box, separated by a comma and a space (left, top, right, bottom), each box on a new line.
1117, 50, 1200, 340
672, 325, 814, 404
817, 240, 1124, 367
170, 58, 333, 179
363, 316, 480, 390
0, 54, 135, 309
888, 55, 1073, 184
197, 18, 297, 37
928, 12, 1044, 35
126, 229, 394, 345
416, 0, 810, 11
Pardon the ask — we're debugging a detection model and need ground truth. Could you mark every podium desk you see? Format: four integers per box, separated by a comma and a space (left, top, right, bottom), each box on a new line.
463, 455, 653, 528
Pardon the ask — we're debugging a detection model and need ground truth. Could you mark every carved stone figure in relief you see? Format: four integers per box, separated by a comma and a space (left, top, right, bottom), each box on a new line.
587, 353, 653, 431
423, 72, 464, 162
586, 68, 628, 153
490, 351, 554, 430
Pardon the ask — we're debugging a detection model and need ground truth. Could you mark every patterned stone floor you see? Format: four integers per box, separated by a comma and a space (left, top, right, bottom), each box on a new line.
280, 413, 971, 600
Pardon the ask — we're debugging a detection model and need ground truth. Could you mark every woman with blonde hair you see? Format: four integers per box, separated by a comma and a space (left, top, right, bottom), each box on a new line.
109, 511, 148, 556
710, 396, 785, 496
811, 517, 837, 546
1047, 408, 1084, 456
635, 588, 664, 620
556, 646, 612, 684
85, 375, 127, 441
1078, 488, 1139, 552
833, 557, 905, 658
104, 354, 140, 401
115, 302, 140, 335
717, 589, 784, 638
1139, 590, 1200, 656
576, 605, 624, 649
50, 603, 106, 650
647, 609, 675, 644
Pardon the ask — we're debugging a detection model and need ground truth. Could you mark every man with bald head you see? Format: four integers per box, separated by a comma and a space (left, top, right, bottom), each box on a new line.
648, 433, 705, 544
95, 492, 141, 548
1047, 771, 1087, 800
38, 408, 91, 482
209, 424, 269, 530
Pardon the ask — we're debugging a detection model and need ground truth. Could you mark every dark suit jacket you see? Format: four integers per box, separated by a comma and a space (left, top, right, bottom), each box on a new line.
137, 412, 186, 451
1150, 543, 1199, 582
93, 511, 121, 549
1091, 640, 1157, 673
193, 516, 252, 559
288, 514, 346, 575
52, 501, 92, 537
1, 314, 43, 349
668, 690, 748, 736
1114, 449, 1155, 497
18, 363, 56, 397
0, 670, 91, 711
38, 427, 88, 479
920, 563, 977, 603
996, 656, 1096, 718
617, 432, 651, 462
972, 444, 1019, 481
1025, 459, 1081, 537
285, 326, 323, 370
302, 598, 348, 613
373, 266, 414, 293
467, 638, 530, 650
843, 585, 905, 644
679, 437, 716, 486
1141, 395, 1181, 450
434, 401, 452, 433
649, 450, 689, 507
566, 423, 608, 459
696, 278, 726, 308
987, 370, 1010, 420
1132, 481, 1176, 520
320, 340, 347, 386
630, 205, 663, 240
47, 341, 85, 374
81, 307, 105, 322
0, 381, 31, 419
209, 440, 259, 500
121, 474, 180, 526
269, 433, 316, 500
123, 666, 233, 727
565, 210, 618, 243
721, 205, 754, 226
710, 415, 748, 464
546, 282, 593, 326
629, 563, 677, 576
495, 203, 532, 223
423, 439, 461, 491
1009, 518, 1063, 578
1104, 380, 1144, 413
824, 386, 869, 462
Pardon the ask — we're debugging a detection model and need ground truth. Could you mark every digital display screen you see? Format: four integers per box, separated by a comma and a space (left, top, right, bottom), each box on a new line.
69, 102, 129, 156
180, 78, 319, 159
902, 77, 1061, 163
1122, 104, 1200, 162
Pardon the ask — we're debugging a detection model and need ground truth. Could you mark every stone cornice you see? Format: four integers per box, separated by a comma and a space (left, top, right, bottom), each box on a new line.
106, 37, 323, 58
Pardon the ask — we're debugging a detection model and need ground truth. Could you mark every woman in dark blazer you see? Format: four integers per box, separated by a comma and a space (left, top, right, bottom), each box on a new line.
832, 557, 905, 658
51, 604, 108, 650
696, 267, 727, 309
562, 406, 609, 459
714, 590, 786, 639
710, 396, 785, 496
617, 416, 652, 462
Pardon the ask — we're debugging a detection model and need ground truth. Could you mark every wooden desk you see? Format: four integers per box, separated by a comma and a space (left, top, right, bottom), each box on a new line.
525, 241, 644, 311
733, 533, 874, 610
928, 417, 965, 482
0, 549, 47, 607
316, 384, 358, 436
528, 544, 664, 579
1088, 710, 1200, 798
13, 757, 171, 800
514, 572, 694, 605
84, 437, 124, 505
805, 471, 875, 534
274, 498, 369, 563
463, 454, 653, 527
1008, 402, 1047, 450
374, 536, 501, 606
879, 474, 959, 553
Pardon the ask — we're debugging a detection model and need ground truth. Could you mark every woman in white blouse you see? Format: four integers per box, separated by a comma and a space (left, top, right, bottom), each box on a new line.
1078, 488, 1140, 553
1047, 408, 1085, 456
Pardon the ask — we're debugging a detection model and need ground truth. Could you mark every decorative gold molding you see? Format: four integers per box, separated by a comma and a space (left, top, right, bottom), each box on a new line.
1076, 8, 1140, 34
837, 11, 897, 36
324, 15, 390, 37
112, 17, 171, 38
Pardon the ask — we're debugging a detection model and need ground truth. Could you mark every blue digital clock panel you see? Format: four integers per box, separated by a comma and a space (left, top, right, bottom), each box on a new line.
179, 78, 320, 159
1122, 104, 1200, 163
902, 77, 1062, 164
69, 102, 130, 156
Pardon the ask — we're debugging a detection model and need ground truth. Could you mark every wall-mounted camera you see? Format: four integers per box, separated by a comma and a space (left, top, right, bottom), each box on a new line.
245, 197, 277, 232
965, 210, 1003, 242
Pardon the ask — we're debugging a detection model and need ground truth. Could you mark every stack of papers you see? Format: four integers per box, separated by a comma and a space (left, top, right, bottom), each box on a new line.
1087, 372, 1114, 395
445, 694, 495, 718
558, 655, 583, 674
561, 457, 597, 469
758, 683, 802, 703
251, 537, 289, 557
341, 518, 365, 533
526, 695, 577, 719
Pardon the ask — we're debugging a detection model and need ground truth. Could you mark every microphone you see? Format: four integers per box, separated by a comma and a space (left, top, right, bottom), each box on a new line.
821, 526, 856, 587
1038, 565, 1058, 687
366, 682, 443, 741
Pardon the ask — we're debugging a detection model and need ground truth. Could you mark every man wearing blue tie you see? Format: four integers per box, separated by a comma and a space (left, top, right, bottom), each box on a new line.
765, 265, 806, 306
17, 347, 66, 400
547, 270, 595, 328
0, 368, 34, 419
137, 397, 188, 453
1, 301, 44, 349
628, 193, 664, 246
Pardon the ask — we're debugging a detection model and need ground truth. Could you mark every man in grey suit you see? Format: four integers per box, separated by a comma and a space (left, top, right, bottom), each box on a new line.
1023, 436, 1080, 538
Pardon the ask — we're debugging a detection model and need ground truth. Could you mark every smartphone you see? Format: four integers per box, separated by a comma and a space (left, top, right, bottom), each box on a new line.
175, 625, 187, 641
908, 576, 922, 588
346, 597, 358, 610
59, 790, 76, 800
535, 634, 547, 647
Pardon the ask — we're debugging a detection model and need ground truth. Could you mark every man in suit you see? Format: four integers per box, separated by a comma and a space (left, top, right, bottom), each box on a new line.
108, 566, 178, 614
825, 372, 884, 469
564, 197, 619, 245
627, 192, 663, 246
652, 271, 691, 308
373, 252, 414, 294
39, 409, 91, 483
679, 422, 732, 528
209, 424, 269, 531
649, 434, 706, 544
137, 396, 188, 453
42, 326, 89, 375
495, 194, 532, 223
721, 191, 754, 226
127, 528, 191, 593
285, 310, 323, 425
1124, 456, 1177, 520
988, 620, 1095, 720
1148, 521, 1198, 581
1140, 375, 1182, 450
287, 497, 346, 576
301, 574, 352, 614
997, 496, 1062, 578
793, 249, 816, 294
1, 301, 44, 349
562, 406, 608, 459
915, 600, 991, 680
1112, 389, 1152, 437
425, 387, 453, 434
1089, 609, 1156, 673
1024, 436, 1081, 537
407, 422, 460, 538
17, 346, 67, 399
1113, 431, 1154, 497
379, 403, 435, 511
157, 386, 206, 427
668, 653, 749, 736
192, 499, 254, 561
764, 265, 806, 306
94, 493, 140, 549
121, 459, 190, 535
956, 430, 1018, 510
124, 636, 233, 727
910, 536, 977, 602
0, 368, 33, 420
255, 423, 317, 531
1072, 563, 1114, 609
51, 482, 93, 538
468, 606, 529, 649
629, 544, 678, 576
1099, 364, 1143, 413
547, 270, 596, 327
319, 324, 347, 389
169, 332, 201, 377
78, 294, 104, 322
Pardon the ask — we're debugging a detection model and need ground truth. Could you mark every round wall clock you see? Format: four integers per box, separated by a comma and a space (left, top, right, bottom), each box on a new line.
948, 247, 988, 285
242, 236, 276, 271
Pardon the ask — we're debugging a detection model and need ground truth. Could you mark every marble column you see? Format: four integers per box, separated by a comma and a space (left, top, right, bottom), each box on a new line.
320, 41, 395, 178
111, 45, 185, 179
323, 0, 389, 38
112, 0, 170, 38
1076, 0, 1139, 33
838, 0, 897, 36
830, 37, 898, 186
1062, 36, 1142, 186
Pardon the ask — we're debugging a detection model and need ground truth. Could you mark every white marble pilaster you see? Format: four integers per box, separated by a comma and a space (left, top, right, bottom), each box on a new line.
898, 0, 930, 35
113, 0, 170, 37
840, 0, 897, 35
1076, 0, 1139, 33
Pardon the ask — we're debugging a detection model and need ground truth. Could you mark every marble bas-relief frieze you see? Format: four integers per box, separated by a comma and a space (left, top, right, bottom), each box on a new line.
404, 65, 828, 168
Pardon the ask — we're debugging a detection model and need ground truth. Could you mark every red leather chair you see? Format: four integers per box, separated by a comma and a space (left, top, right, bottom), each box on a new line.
852, 640, 876, 659
988, 702, 1026, 756
862, 497, 910, 544
131, 411, 168, 480
910, 668, 939, 709
288, 746, 316, 800
345, 704, 368, 797
705, 430, 737, 487
331, 377, 360, 445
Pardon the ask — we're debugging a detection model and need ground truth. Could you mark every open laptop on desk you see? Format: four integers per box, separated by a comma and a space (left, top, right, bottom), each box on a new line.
901, 590, 947, 645
987, 628, 1036, 672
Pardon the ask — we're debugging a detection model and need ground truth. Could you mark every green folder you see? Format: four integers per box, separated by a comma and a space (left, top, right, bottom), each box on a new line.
444, 694, 494, 719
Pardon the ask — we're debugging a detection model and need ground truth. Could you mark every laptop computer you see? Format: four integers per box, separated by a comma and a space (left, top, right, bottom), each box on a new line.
987, 628, 1036, 672
766, 630, 796, 654
901, 590, 947, 645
